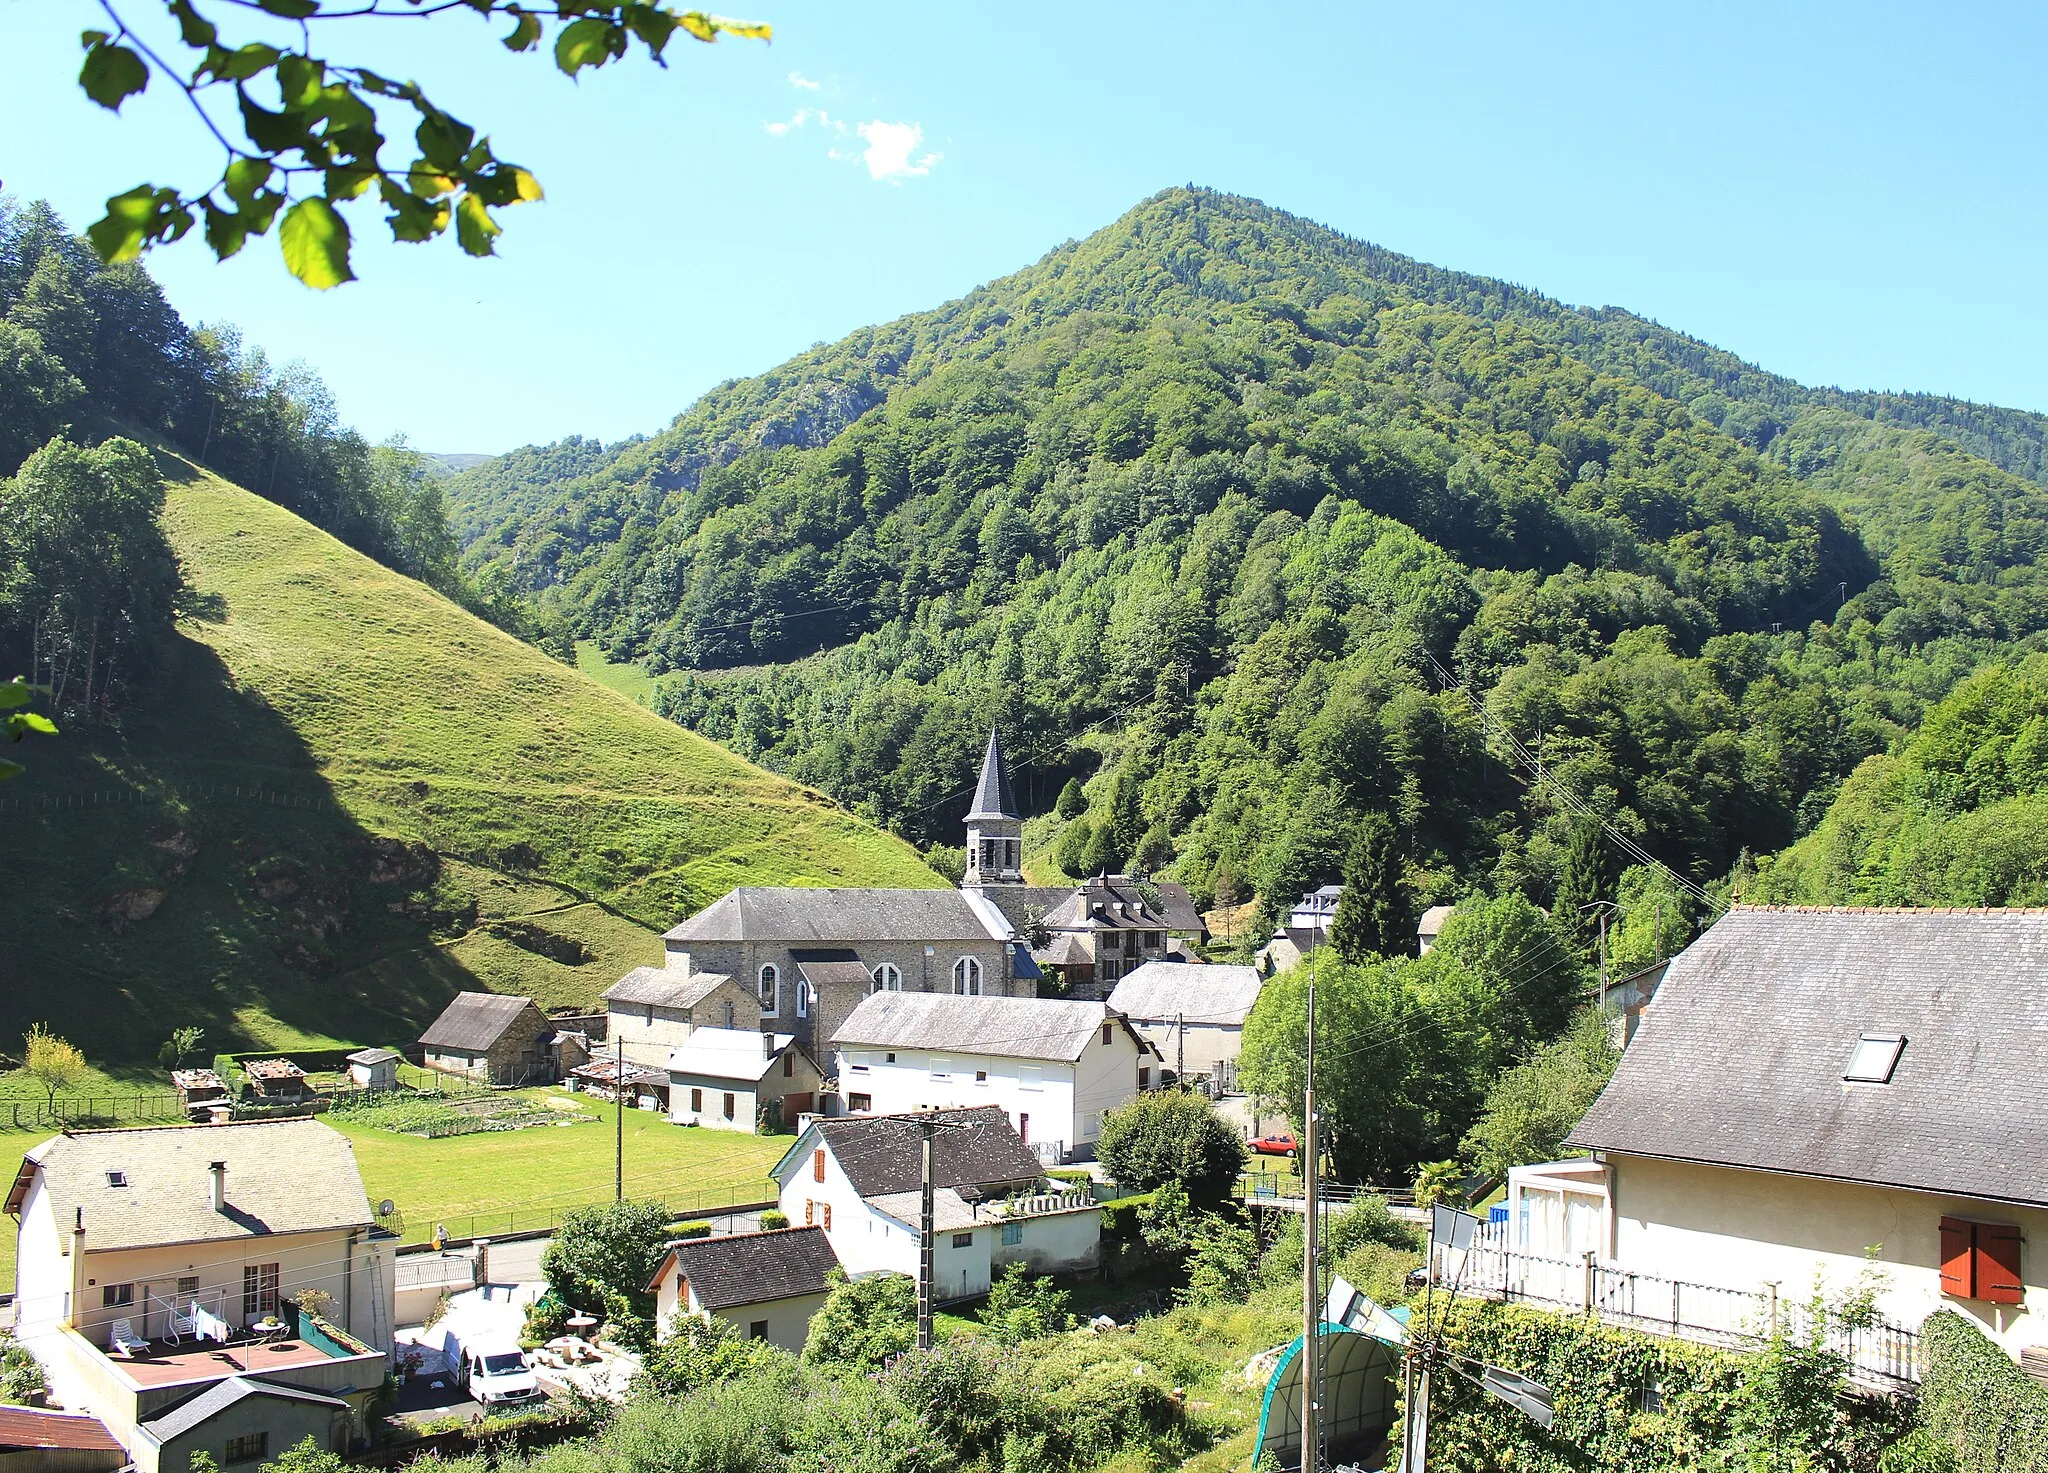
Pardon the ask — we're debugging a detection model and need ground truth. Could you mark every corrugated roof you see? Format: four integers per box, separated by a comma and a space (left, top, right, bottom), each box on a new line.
604, 967, 738, 1009
647, 1226, 839, 1309
1108, 962, 1263, 1026
345, 1048, 402, 1067
832, 993, 1111, 1062
1568, 907, 2048, 1207
138, 1376, 347, 1444
14, 1119, 373, 1252
665, 888, 1006, 944
418, 991, 539, 1052
0, 1407, 123, 1452
965, 729, 1019, 821
666, 1028, 805, 1083
787, 1106, 1043, 1198
867, 1187, 980, 1232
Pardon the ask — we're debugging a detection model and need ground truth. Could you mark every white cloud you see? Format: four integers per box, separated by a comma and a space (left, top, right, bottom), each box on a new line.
856, 120, 941, 182
765, 107, 838, 138
787, 70, 821, 91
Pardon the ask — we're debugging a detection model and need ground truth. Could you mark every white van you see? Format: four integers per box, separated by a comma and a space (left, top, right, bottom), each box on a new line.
446, 1333, 543, 1405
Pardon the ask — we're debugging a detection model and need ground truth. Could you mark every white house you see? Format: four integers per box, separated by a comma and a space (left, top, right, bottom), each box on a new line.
830, 993, 1157, 1161
1511, 906, 2048, 1366
602, 963, 758, 1069
770, 1107, 1101, 1303
1107, 961, 1262, 1085
646, 1227, 839, 1351
666, 1029, 823, 1134
5, 1120, 394, 1458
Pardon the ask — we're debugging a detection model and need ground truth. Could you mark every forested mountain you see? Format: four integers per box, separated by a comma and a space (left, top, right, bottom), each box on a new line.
441, 188, 2048, 930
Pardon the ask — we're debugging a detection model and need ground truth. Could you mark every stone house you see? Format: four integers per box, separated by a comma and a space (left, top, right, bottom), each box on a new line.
1107, 961, 1263, 1085
666, 1029, 823, 1134
647, 1227, 839, 1352
602, 965, 758, 1070
416, 993, 553, 1086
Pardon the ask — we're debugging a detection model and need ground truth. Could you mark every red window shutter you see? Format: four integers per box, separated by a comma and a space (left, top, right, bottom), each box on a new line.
1979, 1223, 2025, 1306
813, 1148, 826, 1183
805, 1198, 815, 1226
1939, 1217, 1976, 1298
823, 1203, 833, 1230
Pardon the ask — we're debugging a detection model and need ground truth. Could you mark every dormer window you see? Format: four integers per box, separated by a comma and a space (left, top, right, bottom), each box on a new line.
1844, 1033, 1906, 1085
106, 1171, 128, 1188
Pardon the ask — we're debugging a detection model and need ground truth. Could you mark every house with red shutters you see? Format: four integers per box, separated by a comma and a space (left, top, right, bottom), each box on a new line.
1495, 906, 2048, 1375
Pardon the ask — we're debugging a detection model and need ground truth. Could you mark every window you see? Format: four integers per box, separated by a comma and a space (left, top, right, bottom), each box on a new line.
849, 1053, 871, 1074
1002, 1223, 1023, 1246
1844, 1033, 1906, 1084
953, 956, 983, 996
691, 1088, 703, 1112
796, 980, 812, 1019
1138, 1067, 1150, 1089
952, 1233, 974, 1248
1101, 1023, 1113, 1046
178, 1275, 199, 1298
1941, 1216, 2024, 1305
975, 1069, 988, 1084
814, 1148, 827, 1183
722, 1092, 736, 1120
105, 1171, 128, 1188
101, 1283, 134, 1308
1017, 1112, 1029, 1142
783, 1051, 795, 1078
872, 963, 903, 993
848, 1093, 872, 1111
759, 964, 781, 1017
885, 1052, 897, 1064
1019, 1066, 1042, 1092
931, 1056, 951, 1079
223, 1433, 269, 1465
749, 1320, 769, 1340
242, 1263, 279, 1319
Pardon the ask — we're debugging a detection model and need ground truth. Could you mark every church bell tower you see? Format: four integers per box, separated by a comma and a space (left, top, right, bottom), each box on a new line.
963, 727, 1024, 887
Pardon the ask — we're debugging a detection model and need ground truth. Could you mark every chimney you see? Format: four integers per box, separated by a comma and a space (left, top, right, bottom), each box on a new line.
66, 1208, 87, 1329
210, 1160, 227, 1214
761, 1032, 775, 1059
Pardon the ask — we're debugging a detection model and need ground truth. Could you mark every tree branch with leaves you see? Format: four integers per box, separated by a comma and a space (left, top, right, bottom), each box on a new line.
76, 1, 770, 287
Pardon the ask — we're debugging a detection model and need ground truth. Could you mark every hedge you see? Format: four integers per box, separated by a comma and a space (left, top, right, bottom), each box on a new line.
1920, 1309, 2048, 1472
665, 1222, 713, 1240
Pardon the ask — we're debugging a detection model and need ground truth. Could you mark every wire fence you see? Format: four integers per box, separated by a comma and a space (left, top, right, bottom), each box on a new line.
401, 1187, 780, 1249
0, 779, 335, 816
1, 1071, 494, 1133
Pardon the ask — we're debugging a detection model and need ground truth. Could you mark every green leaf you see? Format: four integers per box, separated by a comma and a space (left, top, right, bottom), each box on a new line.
279, 197, 355, 288
503, 10, 542, 51
622, 5, 676, 57
0, 681, 33, 711
378, 179, 449, 243
201, 198, 251, 260
80, 40, 149, 110
453, 192, 500, 257
18, 713, 58, 736
554, 16, 619, 75
256, 0, 320, 17
167, 1, 217, 46
275, 54, 324, 109
223, 157, 274, 206
86, 185, 162, 263
237, 86, 300, 153
0, 757, 23, 782
415, 111, 475, 171
207, 42, 281, 82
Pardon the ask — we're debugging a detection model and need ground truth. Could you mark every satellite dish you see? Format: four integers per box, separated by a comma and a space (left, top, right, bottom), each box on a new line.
378, 1199, 395, 1217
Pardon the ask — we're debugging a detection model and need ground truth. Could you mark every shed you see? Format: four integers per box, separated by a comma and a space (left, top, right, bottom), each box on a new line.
169, 1069, 227, 1110
344, 1048, 402, 1092
417, 992, 553, 1086
0, 1407, 125, 1473
129, 1376, 350, 1473
241, 1058, 309, 1100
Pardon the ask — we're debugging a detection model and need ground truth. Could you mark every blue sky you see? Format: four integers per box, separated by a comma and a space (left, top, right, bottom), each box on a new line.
3, 1, 2044, 453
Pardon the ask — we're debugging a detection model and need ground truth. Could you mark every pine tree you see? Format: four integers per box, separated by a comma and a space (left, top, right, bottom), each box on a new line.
1329, 813, 1407, 962
1552, 818, 1611, 959
1055, 777, 1086, 819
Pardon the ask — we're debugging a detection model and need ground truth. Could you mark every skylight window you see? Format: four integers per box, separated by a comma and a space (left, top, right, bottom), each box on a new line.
1844, 1034, 1906, 1085
105, 1170, 128, 1187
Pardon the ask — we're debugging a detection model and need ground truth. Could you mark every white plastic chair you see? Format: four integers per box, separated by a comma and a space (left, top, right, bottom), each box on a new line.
110, 1317, 149, 1358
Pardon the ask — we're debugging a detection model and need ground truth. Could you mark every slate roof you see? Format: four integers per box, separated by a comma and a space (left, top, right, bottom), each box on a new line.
418, 991, 539, 1052
1416, 905, 1456, 937
1108, 962, 1263, 1026
5, 1119, 373, 1251
665, 888, 1005, 944
867, 1187, 980, 1233
1567, 906, 2048, 1208
832, 993, 1130, 1062
966, 729, 1019, 821
794, 960, 880, 993
786, 1106, 1044, 1197
646, 1226, 839, 1308
1039, 876, 1205, 934
666, 1028, 808, 1083
0, 1407, 123, 1452
137, 1376, 347, 1444
604, 967, 739, 1010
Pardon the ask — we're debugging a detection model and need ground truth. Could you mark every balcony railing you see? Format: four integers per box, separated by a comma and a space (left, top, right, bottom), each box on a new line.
1440, 1237, 1921, 1391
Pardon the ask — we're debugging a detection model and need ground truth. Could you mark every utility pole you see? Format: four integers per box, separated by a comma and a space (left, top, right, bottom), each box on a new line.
614, 1033, 624, 1203
1176, 1011, 1185, 1084
918, 1119, 938, 1350
1301, 969, 1320, 1473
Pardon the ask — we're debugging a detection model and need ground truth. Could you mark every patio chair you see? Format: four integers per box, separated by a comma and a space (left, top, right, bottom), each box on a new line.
109, 1318, 149, 1358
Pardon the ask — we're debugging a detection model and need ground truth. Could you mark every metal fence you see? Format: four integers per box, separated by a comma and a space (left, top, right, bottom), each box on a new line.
1445, 1239, 1921, 1390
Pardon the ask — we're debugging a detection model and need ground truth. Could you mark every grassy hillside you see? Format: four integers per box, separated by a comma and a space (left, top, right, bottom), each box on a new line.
0, 466, 938, 1062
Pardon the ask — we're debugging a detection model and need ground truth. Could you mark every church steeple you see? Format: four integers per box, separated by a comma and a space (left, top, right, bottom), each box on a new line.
963, 727, 1024, 887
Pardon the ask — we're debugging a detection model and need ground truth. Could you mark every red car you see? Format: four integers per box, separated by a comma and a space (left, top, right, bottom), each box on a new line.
1249, 1131, 1299, 1158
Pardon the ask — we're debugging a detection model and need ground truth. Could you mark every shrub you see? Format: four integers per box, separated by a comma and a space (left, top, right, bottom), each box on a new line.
887, 1338, 1010, 1463
642, 1316, 793, 1396
0, 1336, 47, 1406
666, 1221, 712, 1240
1182, 1215, 1260, 1306
802, 1271, 916, 1370
1098, 1092, 1246, 1202
521, 1293, 569, 1350
1324, 1195, 1420, 1257
790, 1371, 950, 1473
758, 1209, 789, 1230
1920, 1308, 2048, 1472
981, 1262, 1073, 1344
541, 1199, 672, 1318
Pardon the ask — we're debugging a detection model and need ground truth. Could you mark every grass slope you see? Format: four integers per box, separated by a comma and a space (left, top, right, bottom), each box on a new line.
0, 466, 938, 1063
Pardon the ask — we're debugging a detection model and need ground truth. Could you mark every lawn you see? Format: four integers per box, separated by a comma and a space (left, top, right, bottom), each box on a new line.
573, 641, 658, 707
330, 1090, 790, 1244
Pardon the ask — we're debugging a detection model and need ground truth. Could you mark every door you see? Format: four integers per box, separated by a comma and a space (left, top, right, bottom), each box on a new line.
140, 1281, 172, 1339
1017, 1113, 1029, 1143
